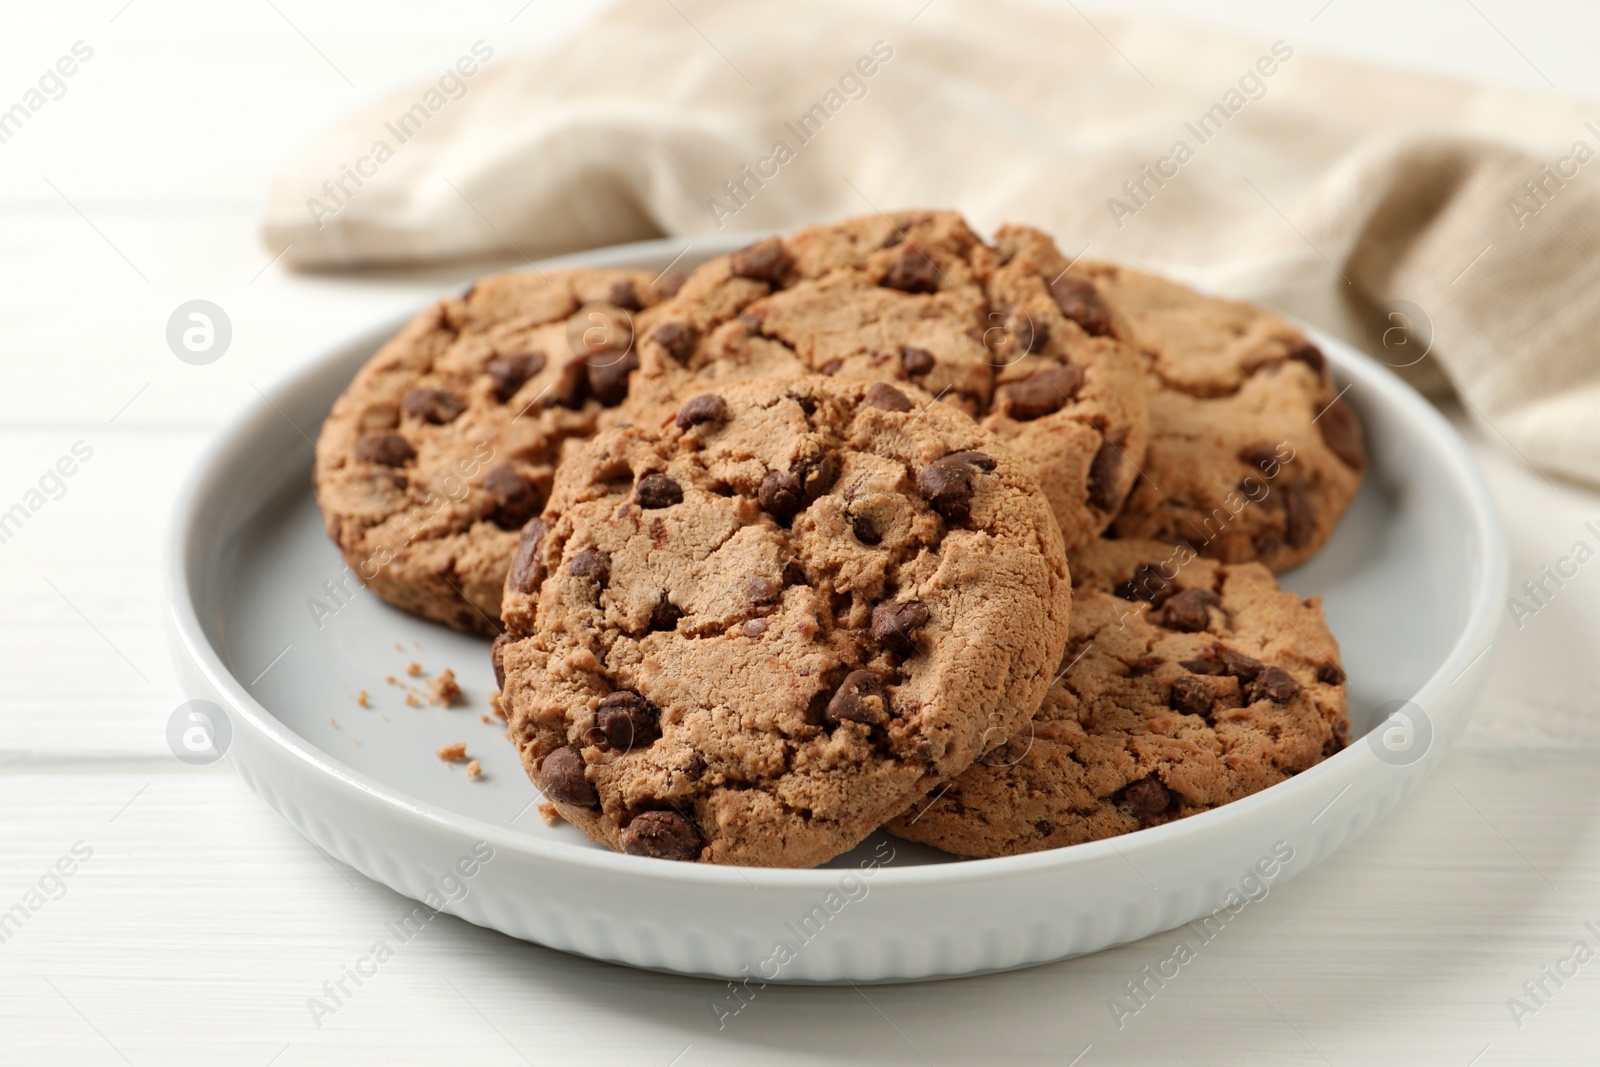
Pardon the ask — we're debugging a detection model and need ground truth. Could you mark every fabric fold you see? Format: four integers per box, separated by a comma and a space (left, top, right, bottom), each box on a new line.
261, 0, 1600, 484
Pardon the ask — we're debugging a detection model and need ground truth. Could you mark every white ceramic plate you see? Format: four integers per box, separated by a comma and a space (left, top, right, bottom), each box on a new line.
164, 235, 1506, 983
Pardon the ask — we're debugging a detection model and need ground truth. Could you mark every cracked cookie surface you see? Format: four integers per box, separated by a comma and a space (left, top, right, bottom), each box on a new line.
625, 211, 1149, 552
313, 268, 670, 632
885, 538, 1348, 858
1084, 263, 1366, 571
497, 375, 1072, 867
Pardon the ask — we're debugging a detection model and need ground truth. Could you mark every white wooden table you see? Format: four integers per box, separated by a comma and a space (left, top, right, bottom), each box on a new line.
4, 1, 1598, 1063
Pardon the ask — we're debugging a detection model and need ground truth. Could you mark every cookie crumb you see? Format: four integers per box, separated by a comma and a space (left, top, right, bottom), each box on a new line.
356, 690, 370, 708
405, 662, 423, 677
394, 642, 404, 651
430, 668, 463, 707
352, 737, 362, 745
404, 693, 420, 708
480, 714, 492, 725
538, 802, 562, 826
330, 718, 339, 728
466, 759, 483, 780
489, 691, 507, 721
385, 675, 398, 686
436, 742, 468, 762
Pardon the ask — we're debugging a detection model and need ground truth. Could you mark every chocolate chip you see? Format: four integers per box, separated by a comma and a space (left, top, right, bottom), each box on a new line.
1318, 398, 1364, 470
482, 465, 542, 530
1238, 443, 1280, 474
548, 357, 590, 409
1160, 588, 1220, 632
620, 810, 703, 861
1126, 656, 1164, 677
1087, 442, 1122, 511
607, 278, 642, 311
736, 311, 764, 336
758, 453, 835, 519
1005, 308, 1048, 355
676, 393, 728, 430
819, 359, 843, 375
851, 514, 881, 545
508, 518, 549, 594
1180, 649, 1226, 675
759, 470, 803, 517
996, 364, 1085, 421
490, 633, 509, 690
1116, 776, 1174, 824
1169, 675, 1214, 719
595, 691, 661, 751
487, 352, 545, 402
901, 346, 936, 376
1115, 564, 1177, 607
401, 387, 466, 425
1317, 663, 1346, 686
918, 451, 995, 523
1252, 527, 1285, 559
649, 596, 682, 632
826, 670, 891, 726
1287, 341, 1325, 376
871, 599, 929, 655
568, 549, 609, 584
586, 349, 638, 407
635, 472, 683, 509
864, 382, 912, 412
1284, 485, 1317, 548
1034, 820, 1053, 836
650, 321, 697, 363
1252, 666, 1301, 702
1049, 275, 1115, 337
729, 237, 791, 283
1218, 647, 1264, 681
682, 754, 706, 780
656, 271, 687, 299
540, 747, 597, 807
742, 573, 780, 605
354, 432, 415, 467
882, 245, 937, 293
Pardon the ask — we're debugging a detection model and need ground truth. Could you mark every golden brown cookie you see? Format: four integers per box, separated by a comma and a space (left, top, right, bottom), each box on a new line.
496, 375, 1072, 867
1086, 263, 1366, 571
885, 538, 1349, 858
312, 268, 671, 632
625, 211, 1149, 551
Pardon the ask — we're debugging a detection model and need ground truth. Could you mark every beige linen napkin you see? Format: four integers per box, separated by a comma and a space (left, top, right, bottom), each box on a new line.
262, 0, 1600, 485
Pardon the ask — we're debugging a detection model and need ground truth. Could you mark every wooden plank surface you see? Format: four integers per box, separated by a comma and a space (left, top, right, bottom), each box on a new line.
3, 1, 1600, 1063
1, 756, 1597, 1065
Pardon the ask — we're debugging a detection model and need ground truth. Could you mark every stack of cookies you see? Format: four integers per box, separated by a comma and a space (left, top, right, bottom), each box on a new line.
313, 211, 1363, 868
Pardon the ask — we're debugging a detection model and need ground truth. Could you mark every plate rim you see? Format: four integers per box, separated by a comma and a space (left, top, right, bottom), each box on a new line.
163, 233, 1508, 887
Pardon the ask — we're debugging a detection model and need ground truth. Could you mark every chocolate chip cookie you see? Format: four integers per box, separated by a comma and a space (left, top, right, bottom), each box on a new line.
497, 375, 1073, 867
885, 538, 1348, 858
626, 211, 1149, 551
313, 268, 669, 633
1084, 263, 1366, 571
